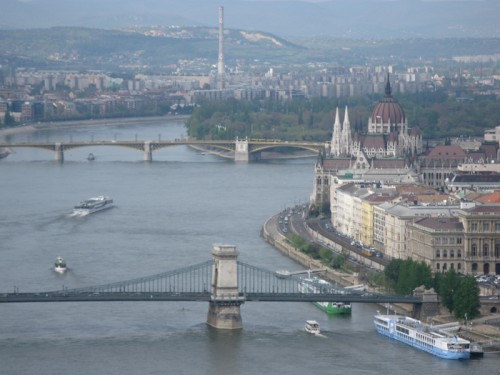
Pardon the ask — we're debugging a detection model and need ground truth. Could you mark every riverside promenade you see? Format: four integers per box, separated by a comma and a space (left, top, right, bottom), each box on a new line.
261, 212, 360, 289
262, 210, 500, 351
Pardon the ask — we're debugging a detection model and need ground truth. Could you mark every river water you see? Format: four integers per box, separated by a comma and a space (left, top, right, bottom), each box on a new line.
0, 119, 497, 374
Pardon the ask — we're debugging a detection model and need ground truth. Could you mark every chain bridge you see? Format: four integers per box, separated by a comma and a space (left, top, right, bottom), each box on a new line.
0, 138, 328, 162
0, 244, 425, 329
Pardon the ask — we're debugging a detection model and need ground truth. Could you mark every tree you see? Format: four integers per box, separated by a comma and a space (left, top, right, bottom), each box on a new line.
452, 276, 480, 320
3, 110, 16, 126
384, 259, 403, 285
384, 258, 432, 295
438, 269, 460, 312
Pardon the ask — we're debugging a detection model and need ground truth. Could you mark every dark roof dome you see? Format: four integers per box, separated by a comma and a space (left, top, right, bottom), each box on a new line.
370, 74, 406, 124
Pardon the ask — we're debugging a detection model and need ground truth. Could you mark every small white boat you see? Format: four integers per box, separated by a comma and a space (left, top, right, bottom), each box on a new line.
54, 257, 67, 274
305, 320, 320, 335
73, 196, 113, 215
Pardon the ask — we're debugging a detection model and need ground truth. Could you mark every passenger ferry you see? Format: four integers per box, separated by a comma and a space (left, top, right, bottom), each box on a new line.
374, 313, 470, 360
304, 320, 320, 335
73, 196, 113, 215
298, 277, 352, 315
54, 257, 67, 274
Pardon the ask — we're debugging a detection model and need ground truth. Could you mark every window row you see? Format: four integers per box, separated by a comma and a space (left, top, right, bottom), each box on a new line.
435, 249, 462, 258
435, 237, 462, 245
435, 263, 462, 271
470, 244, 500, 257
470, 222, 500, 232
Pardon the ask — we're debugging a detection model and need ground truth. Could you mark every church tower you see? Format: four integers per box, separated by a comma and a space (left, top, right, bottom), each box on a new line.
330, 107, 342, 156
340, 106, 351, 156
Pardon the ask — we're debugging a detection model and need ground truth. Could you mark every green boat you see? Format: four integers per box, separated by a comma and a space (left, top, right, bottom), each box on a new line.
312, 300, 351, 315
299, 277, 352, 315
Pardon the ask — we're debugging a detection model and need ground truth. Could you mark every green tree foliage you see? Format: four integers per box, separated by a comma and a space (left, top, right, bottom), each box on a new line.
2, 110, 16, 126
384, 258, 403, 286
438, 269, 461, 312
186, 93, 500, 142
384, 258, 432, 295
452, 276, 480, 320
330, 253, 346, 269
435, 270, 480, 318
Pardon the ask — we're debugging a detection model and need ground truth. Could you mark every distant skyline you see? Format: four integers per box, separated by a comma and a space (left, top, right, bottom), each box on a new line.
2, 0, 499, 39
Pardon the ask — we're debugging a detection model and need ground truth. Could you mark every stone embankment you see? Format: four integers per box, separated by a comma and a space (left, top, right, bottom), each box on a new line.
261, 213, 358, 288
262, 211, 500, 351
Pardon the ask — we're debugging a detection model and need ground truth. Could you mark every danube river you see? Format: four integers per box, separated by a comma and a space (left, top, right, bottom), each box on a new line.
0, 119, 497, 374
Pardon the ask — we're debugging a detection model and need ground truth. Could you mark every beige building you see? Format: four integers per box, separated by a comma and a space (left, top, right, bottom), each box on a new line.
458, 203, 500, 275
408, 217, 465, 273
374, 202, 462, 259
407, 202, 500, 275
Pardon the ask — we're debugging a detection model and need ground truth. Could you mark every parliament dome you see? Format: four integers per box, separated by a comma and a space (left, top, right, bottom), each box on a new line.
370, 76, 406, 124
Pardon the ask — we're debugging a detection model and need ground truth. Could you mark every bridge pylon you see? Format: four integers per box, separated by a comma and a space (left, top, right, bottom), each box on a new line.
55, 142, 64, 162
234, 139, 249, 162
144, 141, 152, 161
207, 244, 244, 329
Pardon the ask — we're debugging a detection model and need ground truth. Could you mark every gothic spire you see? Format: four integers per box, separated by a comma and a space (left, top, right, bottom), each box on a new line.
340, 106, 351, 156
331, 107, 342, 156
385, 72, 392, 97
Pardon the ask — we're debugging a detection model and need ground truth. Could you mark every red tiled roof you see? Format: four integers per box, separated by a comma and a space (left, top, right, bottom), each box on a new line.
426, 145, 466, 159
413, 217, 463, 231
371, 159, 407, 168
475, 191, 500, 203
321, 158, 352, 170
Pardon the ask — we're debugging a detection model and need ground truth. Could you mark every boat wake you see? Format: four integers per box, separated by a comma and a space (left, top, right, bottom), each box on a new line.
69, 211, 89, 217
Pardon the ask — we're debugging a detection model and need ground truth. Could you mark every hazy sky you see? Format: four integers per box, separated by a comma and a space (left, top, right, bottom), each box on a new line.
2, 0, 499, 39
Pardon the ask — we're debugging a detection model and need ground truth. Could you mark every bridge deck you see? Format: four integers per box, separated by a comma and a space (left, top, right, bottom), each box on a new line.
0, 260, 420, 304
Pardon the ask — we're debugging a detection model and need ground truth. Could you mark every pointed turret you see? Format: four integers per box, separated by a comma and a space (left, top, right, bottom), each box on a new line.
331, 107, 342, 156
385, 72, 392, 97
340, 106, 352, 156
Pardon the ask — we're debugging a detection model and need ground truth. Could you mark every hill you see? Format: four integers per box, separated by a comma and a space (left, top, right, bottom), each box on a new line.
0, 26, 499, 72
0, 26, 302, 71
1, 0, 499, 39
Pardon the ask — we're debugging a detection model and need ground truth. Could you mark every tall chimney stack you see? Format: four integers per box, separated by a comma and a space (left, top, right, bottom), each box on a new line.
217, 6, 225, 89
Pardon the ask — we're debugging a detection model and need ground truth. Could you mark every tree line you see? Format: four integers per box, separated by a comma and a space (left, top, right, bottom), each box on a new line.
384, 258, 480, 320
288, 233, 480, 320
186, 92, 500, 141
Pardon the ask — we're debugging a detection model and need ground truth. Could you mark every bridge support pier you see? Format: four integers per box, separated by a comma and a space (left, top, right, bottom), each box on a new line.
412, 286, 440, 321
207, 244, 243, 329
234, 139, 249, 162
144, 141, 152, 161
55, 142, 64, 162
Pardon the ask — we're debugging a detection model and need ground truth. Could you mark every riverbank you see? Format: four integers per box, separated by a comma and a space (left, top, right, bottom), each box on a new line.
0, 115, 189, 138
262, 211, 500, 351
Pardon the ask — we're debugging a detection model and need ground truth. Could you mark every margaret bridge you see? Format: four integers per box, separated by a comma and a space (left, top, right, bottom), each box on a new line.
0, 244, 434, 329
0, 138, 329, 162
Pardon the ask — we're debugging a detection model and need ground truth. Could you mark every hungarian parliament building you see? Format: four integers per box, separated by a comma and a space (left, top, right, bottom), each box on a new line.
310, 75, 500, 279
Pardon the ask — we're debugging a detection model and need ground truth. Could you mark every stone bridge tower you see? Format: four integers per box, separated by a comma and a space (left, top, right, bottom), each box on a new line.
412, 285, 440, 321
207, 244, 244, 329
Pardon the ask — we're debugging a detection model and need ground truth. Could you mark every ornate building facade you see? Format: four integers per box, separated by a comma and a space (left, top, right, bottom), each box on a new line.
311, 74, 422, 208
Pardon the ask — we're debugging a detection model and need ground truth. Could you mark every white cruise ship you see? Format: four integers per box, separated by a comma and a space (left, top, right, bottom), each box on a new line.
73, 196, 114, 215
374, 313, 470, 360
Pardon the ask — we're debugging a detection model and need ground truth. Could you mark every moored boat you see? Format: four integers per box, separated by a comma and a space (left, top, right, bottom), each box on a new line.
304, 320, 320, 334
298, 277, 352, 315
374, 313, 470, 360
54, 257, 67, 273
73, 196, 113, 215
